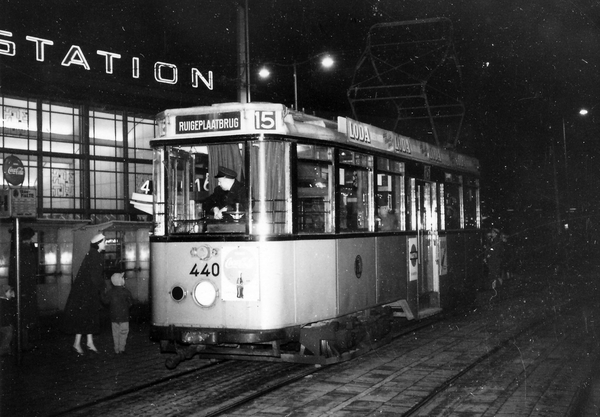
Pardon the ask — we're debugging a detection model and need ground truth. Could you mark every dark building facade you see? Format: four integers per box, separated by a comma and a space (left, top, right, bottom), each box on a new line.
0, 1, 241, 314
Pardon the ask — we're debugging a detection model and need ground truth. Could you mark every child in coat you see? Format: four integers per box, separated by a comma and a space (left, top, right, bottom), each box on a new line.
102, 272, 133, 354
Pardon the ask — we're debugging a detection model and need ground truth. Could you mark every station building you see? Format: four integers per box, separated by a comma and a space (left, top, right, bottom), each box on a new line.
0, 3, 237, 317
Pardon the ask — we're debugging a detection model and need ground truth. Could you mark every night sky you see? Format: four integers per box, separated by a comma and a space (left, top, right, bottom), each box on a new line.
2, 0, 600, 230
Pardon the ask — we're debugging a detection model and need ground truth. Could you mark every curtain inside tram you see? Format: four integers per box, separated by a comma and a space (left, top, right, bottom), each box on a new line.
250, 141, 288, 234
207, 143, 245, 193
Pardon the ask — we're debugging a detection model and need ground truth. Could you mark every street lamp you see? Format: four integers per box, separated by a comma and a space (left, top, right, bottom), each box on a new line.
258, 54, 335, 110
561, 107, 596, 227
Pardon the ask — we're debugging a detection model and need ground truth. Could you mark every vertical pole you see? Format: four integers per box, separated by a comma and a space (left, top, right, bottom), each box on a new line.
237, 0, 251, 103
244, 0, 251, 103
293, 62, 298, 111
551, 144, 561, 235
14, 217, 22, 365
562, 118, 569, 218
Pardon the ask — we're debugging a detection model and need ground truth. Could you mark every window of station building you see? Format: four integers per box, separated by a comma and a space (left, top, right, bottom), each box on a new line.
127, 115, 154, 161
41, 103, 81, 154
129, 162, 152, 201
90, 109, 124, 159
90, 160, 124, 211
338, 150, 373, 233
42, 156, 80, 213
296, 144, 333, 234
1, 97, 38, 151
375, 157, 405, 232
127, 115, 154, 216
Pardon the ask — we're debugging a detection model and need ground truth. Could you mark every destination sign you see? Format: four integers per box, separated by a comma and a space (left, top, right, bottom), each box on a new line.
175, 112, 241, 134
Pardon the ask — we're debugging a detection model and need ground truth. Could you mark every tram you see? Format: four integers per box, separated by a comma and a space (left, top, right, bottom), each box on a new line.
148, 102, 481, 368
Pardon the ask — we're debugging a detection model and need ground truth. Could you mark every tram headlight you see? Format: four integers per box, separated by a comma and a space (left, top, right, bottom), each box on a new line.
193, 280, 218, 307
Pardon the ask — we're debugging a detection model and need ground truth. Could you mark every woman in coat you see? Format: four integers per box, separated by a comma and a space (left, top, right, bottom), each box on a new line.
61, 233, 106, 355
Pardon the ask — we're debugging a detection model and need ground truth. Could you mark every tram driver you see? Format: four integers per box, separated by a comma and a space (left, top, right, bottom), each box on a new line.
202, 166, 247, 220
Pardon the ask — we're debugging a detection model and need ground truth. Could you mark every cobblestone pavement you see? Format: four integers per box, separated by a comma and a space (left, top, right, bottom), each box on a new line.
1, 264, 600, 417
223, 267, 600, 416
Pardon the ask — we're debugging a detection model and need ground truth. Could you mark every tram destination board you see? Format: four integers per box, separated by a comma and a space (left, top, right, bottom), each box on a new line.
176, 111, 241, 134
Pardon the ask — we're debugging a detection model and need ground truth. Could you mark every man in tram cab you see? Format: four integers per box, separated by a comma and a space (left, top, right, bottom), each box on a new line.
202, 166, 247, 220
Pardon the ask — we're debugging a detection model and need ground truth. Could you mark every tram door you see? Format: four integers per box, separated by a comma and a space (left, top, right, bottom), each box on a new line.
415, 180, 440, 313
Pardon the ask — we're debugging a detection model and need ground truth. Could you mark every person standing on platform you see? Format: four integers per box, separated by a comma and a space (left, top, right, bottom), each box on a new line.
9, 227, 39, 351
485, 228, 504, 289
102, 272, 133, 355
61, 233, 107, 355
0, 285, 16, 357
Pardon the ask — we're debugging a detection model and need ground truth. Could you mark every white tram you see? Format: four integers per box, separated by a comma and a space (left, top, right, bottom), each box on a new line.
148, 102, 481, 367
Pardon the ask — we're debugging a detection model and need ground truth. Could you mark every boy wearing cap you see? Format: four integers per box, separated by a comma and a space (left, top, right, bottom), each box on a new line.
102, 272, 133, 355
202, 166, 247, 220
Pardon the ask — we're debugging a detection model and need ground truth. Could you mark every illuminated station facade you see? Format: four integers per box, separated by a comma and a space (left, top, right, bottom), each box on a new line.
0, 23, 225, 316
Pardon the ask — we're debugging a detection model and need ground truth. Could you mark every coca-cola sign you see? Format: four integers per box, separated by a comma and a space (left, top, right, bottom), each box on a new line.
3, 155, 25, 186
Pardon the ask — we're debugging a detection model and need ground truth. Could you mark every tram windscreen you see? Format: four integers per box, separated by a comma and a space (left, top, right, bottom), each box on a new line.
155, 140, 293, 236
162, 143, 247, 234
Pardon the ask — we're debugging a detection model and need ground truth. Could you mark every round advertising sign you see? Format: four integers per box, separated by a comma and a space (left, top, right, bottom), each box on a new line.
3, 155, 25, 186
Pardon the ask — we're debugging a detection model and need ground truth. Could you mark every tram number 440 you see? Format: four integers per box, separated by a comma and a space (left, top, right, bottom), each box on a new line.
190, 263, 220, 277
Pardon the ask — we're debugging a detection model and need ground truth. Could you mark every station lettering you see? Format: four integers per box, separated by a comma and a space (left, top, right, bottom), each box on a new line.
0, 30, 214, 90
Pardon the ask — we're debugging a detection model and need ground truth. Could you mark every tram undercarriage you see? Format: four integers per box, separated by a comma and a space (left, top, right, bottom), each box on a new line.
156, 305, 395, 369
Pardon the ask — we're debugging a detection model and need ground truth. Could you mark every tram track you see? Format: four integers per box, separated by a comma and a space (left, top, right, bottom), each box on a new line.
48, 315, 440, 417
400, 316, 549, 416
48, 359, 226, 417
399, 294, 596, 416
50, 285, 586, 417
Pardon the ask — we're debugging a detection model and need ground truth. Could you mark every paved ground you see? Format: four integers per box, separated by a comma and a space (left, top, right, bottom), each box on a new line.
223, 267, 600, 416
1, 263, 600, 416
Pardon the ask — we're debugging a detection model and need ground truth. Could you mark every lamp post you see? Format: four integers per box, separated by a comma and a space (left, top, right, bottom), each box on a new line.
560, 107, 596, 230
258, 54, 334, 110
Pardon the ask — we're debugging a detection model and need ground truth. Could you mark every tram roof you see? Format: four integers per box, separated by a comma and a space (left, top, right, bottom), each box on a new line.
153, 102, 479, 175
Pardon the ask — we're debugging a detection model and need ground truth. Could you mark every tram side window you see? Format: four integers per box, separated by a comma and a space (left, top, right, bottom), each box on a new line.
338, 150, 373, 233
375, 157, 405, 232
444, 183, 461, 230
407, 178, 417, 231
464, 183, 479, 229
296, 144, 333, 234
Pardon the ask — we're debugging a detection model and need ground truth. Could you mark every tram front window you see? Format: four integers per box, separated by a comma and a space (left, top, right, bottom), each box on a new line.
159, 141, 293, 236
163, 143, 248, 234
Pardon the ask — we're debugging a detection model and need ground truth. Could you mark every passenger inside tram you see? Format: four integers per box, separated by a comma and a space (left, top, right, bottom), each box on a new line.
377, 205, 398, 231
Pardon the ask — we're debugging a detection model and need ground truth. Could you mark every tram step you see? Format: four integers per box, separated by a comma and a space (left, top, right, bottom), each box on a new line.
388, 300, 415, 320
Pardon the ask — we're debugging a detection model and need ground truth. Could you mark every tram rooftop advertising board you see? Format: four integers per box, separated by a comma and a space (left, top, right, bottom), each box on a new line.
155, 102, 479, 174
